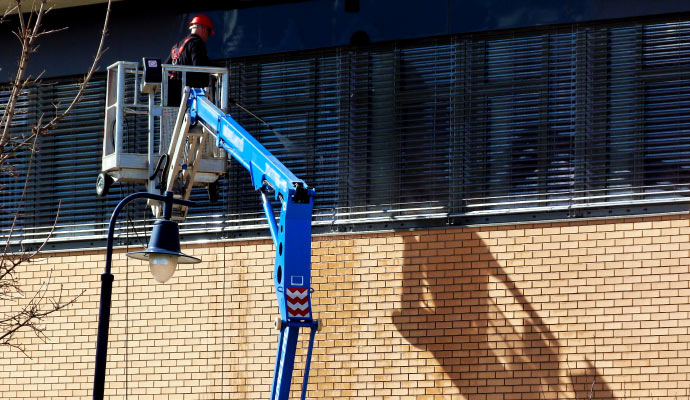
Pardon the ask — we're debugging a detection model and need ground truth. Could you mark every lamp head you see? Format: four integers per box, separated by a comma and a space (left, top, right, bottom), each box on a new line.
127, 219, 200, 283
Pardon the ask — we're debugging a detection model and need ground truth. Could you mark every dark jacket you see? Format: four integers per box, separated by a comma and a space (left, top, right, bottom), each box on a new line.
165, 34, 210, 88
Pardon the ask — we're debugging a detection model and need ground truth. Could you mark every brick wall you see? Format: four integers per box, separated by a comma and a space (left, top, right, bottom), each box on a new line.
1, 214, 689, 399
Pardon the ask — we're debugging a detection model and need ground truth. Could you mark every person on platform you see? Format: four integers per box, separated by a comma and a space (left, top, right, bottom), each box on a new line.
166, 14, 214, 105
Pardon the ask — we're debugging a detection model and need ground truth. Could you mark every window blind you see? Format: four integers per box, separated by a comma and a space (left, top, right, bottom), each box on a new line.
1, 16, 688, 245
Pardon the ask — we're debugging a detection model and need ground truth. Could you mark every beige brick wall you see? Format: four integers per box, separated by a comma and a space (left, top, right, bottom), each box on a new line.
1, 214, 689, 399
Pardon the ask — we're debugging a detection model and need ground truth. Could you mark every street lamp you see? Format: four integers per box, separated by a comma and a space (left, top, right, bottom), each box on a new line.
128, 219, 200, 283
92, 191, 200, 400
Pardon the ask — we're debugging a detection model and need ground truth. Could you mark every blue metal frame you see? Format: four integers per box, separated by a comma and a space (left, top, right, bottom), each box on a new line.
188, 88, 318, 400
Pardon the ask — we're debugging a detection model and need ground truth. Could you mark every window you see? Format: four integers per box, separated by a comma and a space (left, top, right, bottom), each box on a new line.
1, 16, 689, 246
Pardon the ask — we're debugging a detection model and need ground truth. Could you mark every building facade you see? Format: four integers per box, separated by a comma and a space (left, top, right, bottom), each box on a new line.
2, 215, 689, 399
1, 1, 689, 399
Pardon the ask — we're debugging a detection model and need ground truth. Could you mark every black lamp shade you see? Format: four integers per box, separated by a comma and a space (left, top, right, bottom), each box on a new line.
127, 219, 201, 264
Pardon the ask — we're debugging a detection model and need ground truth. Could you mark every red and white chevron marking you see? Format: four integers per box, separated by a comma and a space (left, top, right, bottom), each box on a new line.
286, 287, 311, 319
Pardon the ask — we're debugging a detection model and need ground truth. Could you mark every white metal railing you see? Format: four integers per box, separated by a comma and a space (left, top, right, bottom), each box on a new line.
101, 61, 229, 200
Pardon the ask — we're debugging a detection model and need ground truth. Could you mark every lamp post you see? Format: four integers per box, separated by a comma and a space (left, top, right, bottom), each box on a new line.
93, 191, 200, 400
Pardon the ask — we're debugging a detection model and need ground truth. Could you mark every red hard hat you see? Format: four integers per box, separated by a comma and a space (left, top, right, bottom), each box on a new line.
190, 14, 214, 35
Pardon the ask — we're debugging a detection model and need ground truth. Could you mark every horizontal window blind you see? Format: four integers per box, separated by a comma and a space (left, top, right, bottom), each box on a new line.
1, 16, 689, 245
223, 52, 343, 226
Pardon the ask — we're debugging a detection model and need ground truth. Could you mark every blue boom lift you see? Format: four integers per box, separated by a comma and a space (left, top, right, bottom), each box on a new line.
97, 59, 320, 399
189, 87, 321, 400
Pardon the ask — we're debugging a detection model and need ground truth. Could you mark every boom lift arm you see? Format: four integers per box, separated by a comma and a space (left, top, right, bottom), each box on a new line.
187, 88, 320, 400
98, 61, 319, 398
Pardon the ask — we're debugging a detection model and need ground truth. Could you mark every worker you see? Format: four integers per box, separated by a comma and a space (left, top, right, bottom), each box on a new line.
166, 14, 214, 105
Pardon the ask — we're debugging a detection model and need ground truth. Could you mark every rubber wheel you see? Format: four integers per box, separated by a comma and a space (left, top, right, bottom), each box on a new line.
274, 316, 282, 331
96, 172, 113, 198
207, 180, 220, 203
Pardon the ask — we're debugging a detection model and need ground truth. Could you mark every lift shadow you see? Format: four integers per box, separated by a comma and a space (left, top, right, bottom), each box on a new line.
391, 230, 616, 399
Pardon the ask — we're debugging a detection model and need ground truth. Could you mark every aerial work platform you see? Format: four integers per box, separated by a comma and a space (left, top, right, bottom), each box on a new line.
98, 60, 229, 218
97, 59, 321, 400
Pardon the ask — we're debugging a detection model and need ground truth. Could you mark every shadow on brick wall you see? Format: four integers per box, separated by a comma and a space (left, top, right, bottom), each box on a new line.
391, 230, 616, 399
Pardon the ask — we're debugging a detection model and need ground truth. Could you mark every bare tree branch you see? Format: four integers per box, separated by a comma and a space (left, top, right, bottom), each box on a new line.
0, 267, 83, 356
37, 0, 111, 134
0, 0, 45, 146
0, 0, 112, 355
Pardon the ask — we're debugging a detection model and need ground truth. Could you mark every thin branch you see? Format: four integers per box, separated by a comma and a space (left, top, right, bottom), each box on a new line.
2, 2, 19, 21
1, 130, 38, 257
36, 0, 111, 134
0, 268, 82, 352
0, 0, 45, 146
32, 26, 66, 38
